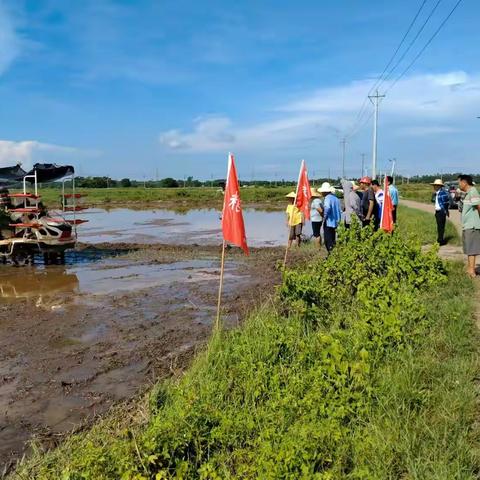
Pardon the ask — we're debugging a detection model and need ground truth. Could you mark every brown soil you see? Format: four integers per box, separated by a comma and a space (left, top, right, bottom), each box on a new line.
0, 243, 312, 473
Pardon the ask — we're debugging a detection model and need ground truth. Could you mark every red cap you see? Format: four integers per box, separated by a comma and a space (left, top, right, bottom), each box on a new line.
359, 176, 372, 184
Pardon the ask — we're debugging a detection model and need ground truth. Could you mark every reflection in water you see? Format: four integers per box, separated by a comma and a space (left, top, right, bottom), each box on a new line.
0, 259, 240, 307
80, 208, 287, 246
0, 267, 79, 308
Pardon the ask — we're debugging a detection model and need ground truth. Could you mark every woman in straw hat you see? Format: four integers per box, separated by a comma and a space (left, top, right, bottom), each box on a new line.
310, 187, 323, 248
431, 178, 450, 246
318, 182, 341, 253
285, 192, 303, 248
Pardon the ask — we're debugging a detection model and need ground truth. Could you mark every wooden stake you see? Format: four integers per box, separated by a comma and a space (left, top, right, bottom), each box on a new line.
215, 240, 226, 330
283, 229, 290, 269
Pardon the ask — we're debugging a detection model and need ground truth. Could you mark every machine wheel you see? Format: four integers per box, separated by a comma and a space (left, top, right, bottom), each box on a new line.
12, 252, 30, 266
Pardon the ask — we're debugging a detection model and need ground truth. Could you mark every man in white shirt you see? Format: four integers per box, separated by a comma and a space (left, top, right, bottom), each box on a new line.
310, 188, 323, 248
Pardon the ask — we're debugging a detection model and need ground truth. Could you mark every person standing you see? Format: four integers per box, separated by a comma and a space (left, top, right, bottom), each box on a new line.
430, 179, 449, 246
359, 176, 376, 227
310, 188, 323, 248
341, 179, 361, 228
319, 182, 341, 253
458, 174, 480, 278
387, 176, 399, 223
285, 191, 303, 248
371, 180, 384, 231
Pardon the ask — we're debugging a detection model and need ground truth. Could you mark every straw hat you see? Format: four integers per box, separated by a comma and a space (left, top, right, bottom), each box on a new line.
285, 191, 296, 198
430, 179, 444, 186
318, 182, 333, 193
310, 187, 321, 197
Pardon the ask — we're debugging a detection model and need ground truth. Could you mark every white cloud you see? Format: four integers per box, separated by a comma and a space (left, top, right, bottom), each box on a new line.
0, 140, 81, 170
0, 2, 20, 75
159, 71, 480, 158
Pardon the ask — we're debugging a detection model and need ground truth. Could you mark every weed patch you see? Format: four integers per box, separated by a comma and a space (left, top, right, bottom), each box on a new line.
14, 224, 479, 479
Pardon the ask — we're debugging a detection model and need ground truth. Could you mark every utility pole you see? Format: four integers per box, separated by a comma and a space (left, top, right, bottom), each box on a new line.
340, 138, 346, 178
361, 153, 365, 178
368, 90, 385, 180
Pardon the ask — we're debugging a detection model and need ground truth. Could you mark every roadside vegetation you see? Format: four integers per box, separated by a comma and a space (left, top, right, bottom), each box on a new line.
398, 204, 459, 245
13, 219, 479, 479
31, 186, 293, 209
399, 183, 434, 203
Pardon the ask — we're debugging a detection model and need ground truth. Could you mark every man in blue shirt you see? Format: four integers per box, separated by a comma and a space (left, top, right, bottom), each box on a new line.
318, 182, 341, 253
431, 178, 450, 245
387, 176, 399, 223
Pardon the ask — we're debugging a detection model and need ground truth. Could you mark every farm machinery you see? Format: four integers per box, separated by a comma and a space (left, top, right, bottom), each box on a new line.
0, 163, 88, 265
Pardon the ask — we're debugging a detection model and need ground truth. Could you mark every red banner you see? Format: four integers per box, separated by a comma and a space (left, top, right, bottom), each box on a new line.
295, 160, 312, 220
221, 153, 249, 255
381, 176, 394, 233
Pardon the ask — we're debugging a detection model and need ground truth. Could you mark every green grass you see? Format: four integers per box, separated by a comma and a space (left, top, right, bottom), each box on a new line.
12, 222, 479, 479
29, 186, 294, 209
398, 204, 460, 245
399, 183, 435, 203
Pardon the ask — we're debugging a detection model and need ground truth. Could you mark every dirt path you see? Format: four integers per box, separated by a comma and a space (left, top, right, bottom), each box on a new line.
401, 199, 465, 262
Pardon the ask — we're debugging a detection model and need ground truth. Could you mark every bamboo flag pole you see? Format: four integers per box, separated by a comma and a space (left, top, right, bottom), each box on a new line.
215, 240, 226, 331
283, 161, 304, 269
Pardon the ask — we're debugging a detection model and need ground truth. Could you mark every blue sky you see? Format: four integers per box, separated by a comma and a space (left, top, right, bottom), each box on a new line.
0, 0, 478, 180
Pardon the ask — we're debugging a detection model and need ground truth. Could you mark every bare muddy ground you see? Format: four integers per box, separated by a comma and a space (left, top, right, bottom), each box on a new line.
0, 243, 312, 472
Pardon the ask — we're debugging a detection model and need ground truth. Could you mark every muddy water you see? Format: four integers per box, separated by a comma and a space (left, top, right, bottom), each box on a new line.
0, 259, 240, 308
79, 208, 290, 246
0, 245, 285, 470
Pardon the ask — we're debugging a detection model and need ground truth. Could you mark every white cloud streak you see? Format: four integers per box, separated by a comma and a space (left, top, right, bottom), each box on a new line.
0, 140, 82, 170
0, 1, 20, 75
159, 71, 480, 155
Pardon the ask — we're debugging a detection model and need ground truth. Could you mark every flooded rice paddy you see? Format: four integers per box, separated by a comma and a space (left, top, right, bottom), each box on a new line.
79, 207, 288, 246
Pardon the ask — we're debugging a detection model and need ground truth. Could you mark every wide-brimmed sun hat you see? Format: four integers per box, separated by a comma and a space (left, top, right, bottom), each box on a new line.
285, 191, 296, 198
318, 182, 333, 193
310, 187, 321, 197
430, 179, 444, 186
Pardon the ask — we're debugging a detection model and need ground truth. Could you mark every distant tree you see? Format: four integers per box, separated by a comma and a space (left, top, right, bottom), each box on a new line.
159, 177, 179, 188
120, 178, 132, 187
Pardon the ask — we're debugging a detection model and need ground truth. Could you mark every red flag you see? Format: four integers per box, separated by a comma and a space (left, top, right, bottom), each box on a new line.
381, 176, 394, 232
295, 160, 312, 220
221, 153, 249, 255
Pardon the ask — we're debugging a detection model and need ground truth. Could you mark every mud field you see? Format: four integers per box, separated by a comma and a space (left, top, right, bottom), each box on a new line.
0, 207, 312, 473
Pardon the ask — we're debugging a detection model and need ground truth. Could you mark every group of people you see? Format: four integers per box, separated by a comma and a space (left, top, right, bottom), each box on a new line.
432, 175, 480, 278
285, 175, 399, 253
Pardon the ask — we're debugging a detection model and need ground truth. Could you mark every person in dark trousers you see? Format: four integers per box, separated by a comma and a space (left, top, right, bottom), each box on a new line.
358, 176, 376, 227
431, 178, 450, 245
318, 182, 341, 253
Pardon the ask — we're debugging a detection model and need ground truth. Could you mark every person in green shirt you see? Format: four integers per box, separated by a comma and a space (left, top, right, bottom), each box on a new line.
458, 174, 480, 278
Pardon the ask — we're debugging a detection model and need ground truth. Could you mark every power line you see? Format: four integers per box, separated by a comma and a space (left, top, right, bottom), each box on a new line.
385, 0, 465, 94
377, 0, 444, 89
347, 0, 430, 136
345, 0, 432, 138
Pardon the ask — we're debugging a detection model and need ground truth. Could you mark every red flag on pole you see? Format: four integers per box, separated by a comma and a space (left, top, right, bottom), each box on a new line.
222, 153, 249, 255
295, 160, 312, 220
380, 176, 394, 232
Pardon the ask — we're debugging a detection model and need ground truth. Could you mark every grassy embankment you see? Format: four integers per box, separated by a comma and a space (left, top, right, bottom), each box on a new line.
399, 183, 434, 203
34, 183, 437, 210
35, 186, 293, 210
398, 204, 459, 245
13, 214, 479, 479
